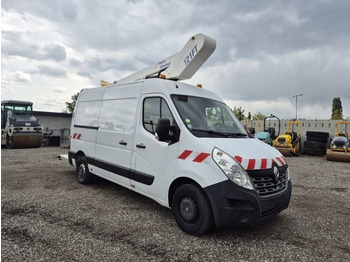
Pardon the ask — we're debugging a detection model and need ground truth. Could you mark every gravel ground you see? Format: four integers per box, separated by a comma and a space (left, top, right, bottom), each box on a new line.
1, 147, 350, 261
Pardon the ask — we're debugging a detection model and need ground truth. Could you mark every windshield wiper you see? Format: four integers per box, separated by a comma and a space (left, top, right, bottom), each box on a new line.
226, 132, 248, 138
191, 129, 228, 137
191, 129, 247, 138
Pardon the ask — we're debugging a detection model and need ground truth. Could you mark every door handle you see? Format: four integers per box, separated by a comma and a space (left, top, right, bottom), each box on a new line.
119, 140, 127, 145
136, 143, 146, 149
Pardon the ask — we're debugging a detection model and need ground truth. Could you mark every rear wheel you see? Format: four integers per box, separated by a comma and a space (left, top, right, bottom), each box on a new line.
76, 156, 94, 184
172, 184, 213, 236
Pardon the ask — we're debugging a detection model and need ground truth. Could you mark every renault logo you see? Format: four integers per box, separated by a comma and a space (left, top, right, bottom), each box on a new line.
273, 166, 280, 183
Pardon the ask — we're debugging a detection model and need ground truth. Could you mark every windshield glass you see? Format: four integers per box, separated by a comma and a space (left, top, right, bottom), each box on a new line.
171, 95, 248, 138
4, 104, 33, 115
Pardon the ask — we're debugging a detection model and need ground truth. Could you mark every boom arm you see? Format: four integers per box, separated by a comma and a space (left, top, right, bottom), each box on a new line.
115, 33, 216, 85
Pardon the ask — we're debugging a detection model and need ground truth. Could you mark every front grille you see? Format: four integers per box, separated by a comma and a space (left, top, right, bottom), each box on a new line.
333, 140, 346, 147
251, 170, 288, 198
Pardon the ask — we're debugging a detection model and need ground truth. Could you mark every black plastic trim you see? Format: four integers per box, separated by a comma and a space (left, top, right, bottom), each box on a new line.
74, 125, 99, 130
204, 179, 292, 228
69, 151, 154, 185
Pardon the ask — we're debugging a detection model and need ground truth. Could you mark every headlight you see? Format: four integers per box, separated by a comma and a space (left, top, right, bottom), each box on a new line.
212, 148, 254, 190
286, 167, 290, 181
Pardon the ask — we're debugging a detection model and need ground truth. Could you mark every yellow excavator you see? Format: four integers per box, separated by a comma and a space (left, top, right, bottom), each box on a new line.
326, 121, 350, 162
274, 121, 301, 157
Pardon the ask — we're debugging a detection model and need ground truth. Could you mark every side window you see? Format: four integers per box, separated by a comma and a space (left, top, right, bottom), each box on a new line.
75, 101, 101, 127
143, 97, 174, 133
99, 98, 137, 133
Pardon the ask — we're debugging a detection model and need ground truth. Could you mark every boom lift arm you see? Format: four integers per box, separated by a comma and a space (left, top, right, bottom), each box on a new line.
104, 33, 216, 86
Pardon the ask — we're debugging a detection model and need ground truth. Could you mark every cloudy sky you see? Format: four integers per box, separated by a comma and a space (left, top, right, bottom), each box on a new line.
2, 0, 350, 119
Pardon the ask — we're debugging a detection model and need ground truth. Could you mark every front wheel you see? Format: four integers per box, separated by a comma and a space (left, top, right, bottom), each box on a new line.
172, 184, 214, 236
76, 156, 94, 184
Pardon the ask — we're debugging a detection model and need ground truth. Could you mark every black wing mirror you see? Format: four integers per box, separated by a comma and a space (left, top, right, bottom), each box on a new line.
155, 118, 173, 142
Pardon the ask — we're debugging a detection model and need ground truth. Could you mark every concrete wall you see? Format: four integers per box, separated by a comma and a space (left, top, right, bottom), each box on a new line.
244, 119, 349, 149
33, 111, 72, 131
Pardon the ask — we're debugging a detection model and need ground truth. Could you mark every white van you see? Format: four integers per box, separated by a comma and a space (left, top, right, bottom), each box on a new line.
68, 78, 292, 235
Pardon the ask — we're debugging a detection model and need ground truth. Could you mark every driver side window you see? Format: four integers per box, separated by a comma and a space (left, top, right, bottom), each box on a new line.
143, 97, 174, 134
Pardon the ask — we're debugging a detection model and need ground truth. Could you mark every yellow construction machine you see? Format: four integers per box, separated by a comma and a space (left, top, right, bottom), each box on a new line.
274, 121, 301, 157
1, 100, 43, 148
326, 121, 350, 162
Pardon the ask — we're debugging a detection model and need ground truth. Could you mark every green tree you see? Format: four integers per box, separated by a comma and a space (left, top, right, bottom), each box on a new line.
331, 97, 343, 120
231, 106, 245, 121
65, 92, 79, 114
253, 112, 267, 120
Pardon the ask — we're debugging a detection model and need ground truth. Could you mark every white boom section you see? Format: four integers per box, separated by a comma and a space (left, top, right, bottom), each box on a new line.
115, 33, 216, 85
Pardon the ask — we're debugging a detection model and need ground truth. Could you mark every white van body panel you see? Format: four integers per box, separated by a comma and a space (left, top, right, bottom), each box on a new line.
71, 87, 105, 164
175, 129, 228, 187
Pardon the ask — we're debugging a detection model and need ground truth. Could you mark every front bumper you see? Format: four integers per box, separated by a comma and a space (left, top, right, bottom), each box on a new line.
204, 180, 292, 228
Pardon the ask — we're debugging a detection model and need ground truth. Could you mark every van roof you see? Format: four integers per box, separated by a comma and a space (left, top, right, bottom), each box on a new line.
78, 78, 222, 103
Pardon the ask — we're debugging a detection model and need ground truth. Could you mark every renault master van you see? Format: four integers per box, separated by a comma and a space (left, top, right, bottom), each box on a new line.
68, 33, 291, 235
68, 78, 292, 235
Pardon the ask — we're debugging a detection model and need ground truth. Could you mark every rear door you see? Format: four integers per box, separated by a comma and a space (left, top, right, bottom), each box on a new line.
132, 94, 179, 205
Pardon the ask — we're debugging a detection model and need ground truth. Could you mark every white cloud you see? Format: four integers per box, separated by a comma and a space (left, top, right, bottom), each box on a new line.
2, 71, 32, 84
1, 0, 350, 118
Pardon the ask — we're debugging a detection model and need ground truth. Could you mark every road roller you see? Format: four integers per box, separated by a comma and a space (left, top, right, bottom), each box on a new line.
1, 100, 43, 149
274, 121, 301, 157
326, 121, 350, 162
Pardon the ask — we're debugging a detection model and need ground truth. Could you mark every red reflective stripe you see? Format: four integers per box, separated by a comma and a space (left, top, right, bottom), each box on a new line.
276, 157, 284, 166
234, 156, 242, 163
247, 159, 256, 170
193, 153, 210, 163
261, 158, 267, 169
281, 156, 287, 165
77, 134, 82, 139
73, 133, 77, 139
178, 150, 193, 160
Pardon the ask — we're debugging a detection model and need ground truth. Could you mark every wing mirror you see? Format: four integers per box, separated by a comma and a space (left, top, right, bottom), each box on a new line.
155, 118, 174, 142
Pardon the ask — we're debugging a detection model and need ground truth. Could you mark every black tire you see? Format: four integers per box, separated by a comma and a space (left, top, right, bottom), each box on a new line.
313, 147, 326, 156
304, 141, 326, 148
76, 156, 94, 184
172, 184, 214, 236
306, 136, 328, 143
306, 131, 329, 143
304, 141, 326, 156
304, 147, 314, 156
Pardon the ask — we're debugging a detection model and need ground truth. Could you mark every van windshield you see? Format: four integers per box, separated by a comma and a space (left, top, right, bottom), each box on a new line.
171, 95, 248, 138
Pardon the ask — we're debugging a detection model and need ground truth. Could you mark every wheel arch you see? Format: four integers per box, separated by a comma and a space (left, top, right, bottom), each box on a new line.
73, 150, 86, 169
168, 177, 202, 208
